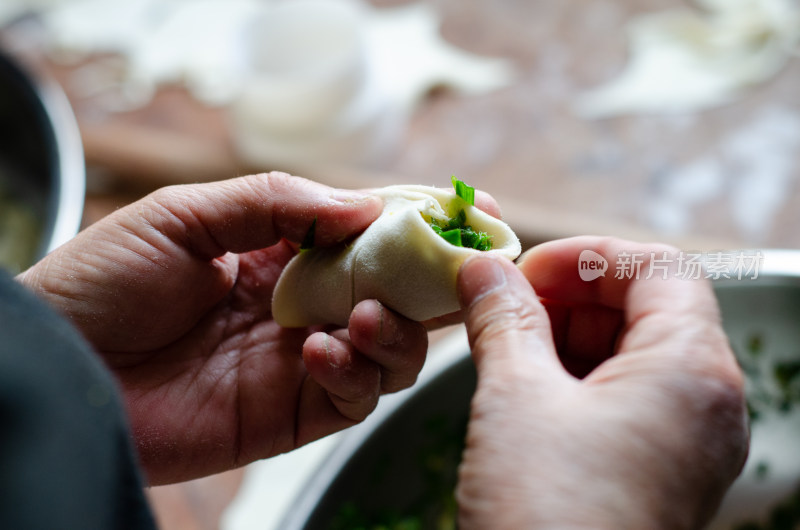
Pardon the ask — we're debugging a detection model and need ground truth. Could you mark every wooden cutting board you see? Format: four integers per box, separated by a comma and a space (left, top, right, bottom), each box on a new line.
7, 0, 796, 251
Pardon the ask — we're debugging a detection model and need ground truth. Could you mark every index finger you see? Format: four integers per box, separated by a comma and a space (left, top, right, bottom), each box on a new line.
518, 236, 721, 324
143, 172, 383, 259
472, 189, 503, 219
520, 237, 742, 386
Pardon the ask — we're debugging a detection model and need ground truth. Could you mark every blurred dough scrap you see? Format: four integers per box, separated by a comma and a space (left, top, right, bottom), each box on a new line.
576, 0, 800, 117
272, 185, 521, 327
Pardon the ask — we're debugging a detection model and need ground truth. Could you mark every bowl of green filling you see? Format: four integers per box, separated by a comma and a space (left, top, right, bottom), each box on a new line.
280, 250, 800, 530
280, 329, 473, 530
710, 251, 800, 530
0, 50, 84, 274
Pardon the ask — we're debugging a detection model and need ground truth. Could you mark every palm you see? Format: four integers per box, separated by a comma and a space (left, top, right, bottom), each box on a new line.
104, 243, 328, 483
32, 228, 338, 482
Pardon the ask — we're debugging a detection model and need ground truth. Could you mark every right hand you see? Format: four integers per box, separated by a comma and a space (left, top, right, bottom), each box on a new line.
455, 236, 748, 529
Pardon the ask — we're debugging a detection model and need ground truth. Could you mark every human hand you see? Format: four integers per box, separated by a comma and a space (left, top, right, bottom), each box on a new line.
18, 172, 428, 485
455, 236, 748, 529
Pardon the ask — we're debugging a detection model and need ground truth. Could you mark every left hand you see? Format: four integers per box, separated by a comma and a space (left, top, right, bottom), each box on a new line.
18, 172, 429, 485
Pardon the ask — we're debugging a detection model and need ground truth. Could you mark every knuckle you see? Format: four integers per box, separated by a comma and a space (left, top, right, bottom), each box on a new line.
471, 291, 544, 342
673, 323, 746, 413
334, 361, 381, 404
701, 355, 746, 407
334, 391, 378, 422
381, 372, 418, 394
148, 183, 192, 208
238, 172, 295, 209
143, 185, 198, 228
341, 381, 377, 403
258, 171, 305, 197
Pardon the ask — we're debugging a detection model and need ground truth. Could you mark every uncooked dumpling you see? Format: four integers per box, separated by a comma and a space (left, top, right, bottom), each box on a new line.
272, 184, 521, 327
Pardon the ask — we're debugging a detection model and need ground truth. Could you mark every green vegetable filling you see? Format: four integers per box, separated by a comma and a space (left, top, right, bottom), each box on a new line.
429, 178, 493, 251
429, 210, 492, 251
451, 175, 475, 205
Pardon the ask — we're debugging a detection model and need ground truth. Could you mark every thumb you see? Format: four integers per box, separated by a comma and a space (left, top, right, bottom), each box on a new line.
458, 255, 564, 378
142, 172, 383, 259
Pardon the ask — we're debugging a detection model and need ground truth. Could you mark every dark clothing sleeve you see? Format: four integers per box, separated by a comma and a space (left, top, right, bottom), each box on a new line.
0, 270, 156, 530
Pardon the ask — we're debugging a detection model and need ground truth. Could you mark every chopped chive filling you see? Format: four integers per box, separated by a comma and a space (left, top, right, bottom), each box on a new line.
431, 225, 464, 246
429, 178, 493, 251
451, 175, 475, 205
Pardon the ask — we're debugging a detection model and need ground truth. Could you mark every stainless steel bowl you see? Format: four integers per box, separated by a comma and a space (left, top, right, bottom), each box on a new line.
0, 50, 84, 272
710, 251, 800, 529
280, 250, 800, 530
282, 330, 474, 530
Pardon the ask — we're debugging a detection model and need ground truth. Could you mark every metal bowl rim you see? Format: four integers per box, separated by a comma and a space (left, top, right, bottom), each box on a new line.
33, 61, 85, 253
1, 50, 86, 256
279, 328, 471, 529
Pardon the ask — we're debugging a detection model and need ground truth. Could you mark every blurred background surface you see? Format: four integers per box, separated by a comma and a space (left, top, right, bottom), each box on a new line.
2, 0, 798, 259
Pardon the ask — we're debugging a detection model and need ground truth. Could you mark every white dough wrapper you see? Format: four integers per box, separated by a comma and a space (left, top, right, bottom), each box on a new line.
272, 185, 521, 327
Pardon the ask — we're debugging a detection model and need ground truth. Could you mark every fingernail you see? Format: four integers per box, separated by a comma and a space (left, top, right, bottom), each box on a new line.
330, 191, 379, 206
324, 335, 339, 368
459, 256, 508, 306
376, 301, 399, 346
